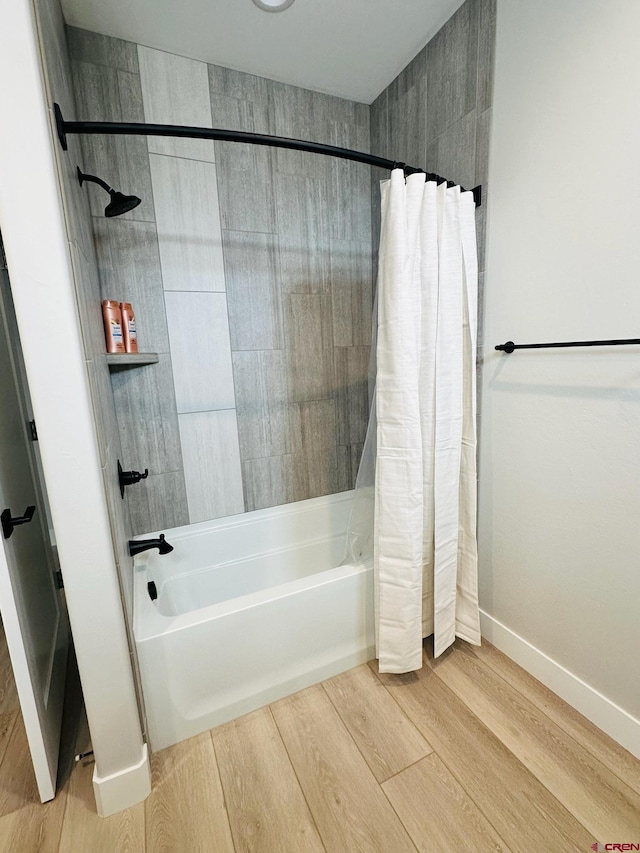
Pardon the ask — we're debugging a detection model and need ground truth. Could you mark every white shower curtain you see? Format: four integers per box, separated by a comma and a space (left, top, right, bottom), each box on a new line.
357, 168, 480, 673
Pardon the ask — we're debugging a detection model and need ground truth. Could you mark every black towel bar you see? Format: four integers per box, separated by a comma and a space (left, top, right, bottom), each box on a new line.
496, 338, 640, 353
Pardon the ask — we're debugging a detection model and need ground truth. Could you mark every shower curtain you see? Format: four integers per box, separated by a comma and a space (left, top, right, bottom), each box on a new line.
347, 169, 481, 673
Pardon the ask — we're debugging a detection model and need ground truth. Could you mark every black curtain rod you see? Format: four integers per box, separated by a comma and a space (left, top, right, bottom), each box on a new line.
53, 104, 482, 207
496, 338, 640, 353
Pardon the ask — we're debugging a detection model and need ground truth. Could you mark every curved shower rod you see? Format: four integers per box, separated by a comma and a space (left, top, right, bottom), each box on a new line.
53, 104, 482, 207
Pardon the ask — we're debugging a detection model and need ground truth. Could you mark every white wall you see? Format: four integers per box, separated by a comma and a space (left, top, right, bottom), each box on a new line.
480, 0, 640, 753
0, 0, 150, 815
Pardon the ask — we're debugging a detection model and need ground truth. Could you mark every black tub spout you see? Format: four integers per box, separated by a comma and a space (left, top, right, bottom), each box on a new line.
128, 533, 174, 557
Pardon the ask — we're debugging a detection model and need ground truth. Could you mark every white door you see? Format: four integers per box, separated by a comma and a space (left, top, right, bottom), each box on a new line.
0, 262, 69, 801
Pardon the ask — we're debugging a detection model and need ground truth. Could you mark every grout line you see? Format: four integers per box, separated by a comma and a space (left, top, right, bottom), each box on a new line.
177, 407, 237, 417
163, 289, 227, 295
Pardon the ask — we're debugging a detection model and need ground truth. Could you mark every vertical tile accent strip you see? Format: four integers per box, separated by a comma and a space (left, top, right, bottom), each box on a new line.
138, 46, 215, 162
149, 154, 226, 292
165, 291, 236, 414
179, 410, 245, 522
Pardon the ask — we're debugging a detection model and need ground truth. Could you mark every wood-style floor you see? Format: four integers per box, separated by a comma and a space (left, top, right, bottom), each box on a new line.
0, 632, 639, 852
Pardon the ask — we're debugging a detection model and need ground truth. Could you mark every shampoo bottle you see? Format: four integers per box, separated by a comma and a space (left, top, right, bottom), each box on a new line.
102, 300, 125, 353
120, 302, 138, 353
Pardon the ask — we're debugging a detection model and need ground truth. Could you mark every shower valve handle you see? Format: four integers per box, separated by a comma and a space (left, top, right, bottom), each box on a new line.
118, 460, 149, 498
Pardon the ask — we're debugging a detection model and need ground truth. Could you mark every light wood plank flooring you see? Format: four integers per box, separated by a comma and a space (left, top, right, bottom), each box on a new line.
0, 631, 639, 852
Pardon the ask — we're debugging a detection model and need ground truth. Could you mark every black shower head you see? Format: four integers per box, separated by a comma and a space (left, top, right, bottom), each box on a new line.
77, 167, 141, 218
105, 191, 142, 217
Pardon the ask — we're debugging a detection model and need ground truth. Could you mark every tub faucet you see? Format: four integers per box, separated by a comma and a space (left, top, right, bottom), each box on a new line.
128, 533, 174, 557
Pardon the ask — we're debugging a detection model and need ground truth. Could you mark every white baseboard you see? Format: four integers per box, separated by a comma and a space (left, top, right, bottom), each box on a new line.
480, 610, 640, 760
92, 744, 151, 817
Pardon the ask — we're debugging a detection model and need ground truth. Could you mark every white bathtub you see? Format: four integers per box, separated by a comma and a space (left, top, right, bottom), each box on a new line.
133, 491, 374, 751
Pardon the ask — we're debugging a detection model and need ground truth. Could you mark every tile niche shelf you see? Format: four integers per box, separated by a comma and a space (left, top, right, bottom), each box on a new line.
106, 352, 159, 371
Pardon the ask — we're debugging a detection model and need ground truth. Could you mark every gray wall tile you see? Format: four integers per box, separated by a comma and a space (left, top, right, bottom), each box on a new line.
337, 443, 364, 493
232, 350, 290, 460
426, 0, 479, 142
71, 26, 375, 526
426, 110, 477, 192
275, 174, 330, 294
36, 0, 76, 117
242, 455, 295, 512
93, 218, 170, 353
138, 46, 215, 161
284, 293, 334, 402
126, 471, 189, 535
165, 291, 235, 413
70, 59, 154, 222
179, 410, 244, 521
110, 354, 183, 474
272, 82, 329, 178
370, 91, 389, 159
477, 0, 497, 113
330, 240, 373, 347
387, 48, 429, 168
209, 64, 272, 112
223, 230, 283, 350
69, 239, 106, 362
329, 123, 371, 242
36, 13, 142, 639
86, 355, 121, 467
67, 26, 138, 72
215, 144, 275, 233
371, 0, 494, 485
149, 154, 226, 292
334, 347, 371, 447
290, 400, 338, 500
208, 65, 271, 134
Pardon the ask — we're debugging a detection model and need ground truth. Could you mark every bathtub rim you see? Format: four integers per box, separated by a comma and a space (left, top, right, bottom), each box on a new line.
133, 490, 369, 643
130, 489, 355, 544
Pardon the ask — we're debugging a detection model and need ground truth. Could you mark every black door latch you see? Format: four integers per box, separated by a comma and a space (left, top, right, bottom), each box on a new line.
1, 505, 36, 539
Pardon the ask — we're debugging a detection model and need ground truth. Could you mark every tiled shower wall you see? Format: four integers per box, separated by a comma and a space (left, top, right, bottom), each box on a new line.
68, 28, 372, 533
32, 1, 140, 627
370, 0, 495, 356
67, 0, 494, 535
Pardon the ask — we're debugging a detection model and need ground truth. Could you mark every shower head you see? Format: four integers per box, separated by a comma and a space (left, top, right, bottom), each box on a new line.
77, 167, 141, 218
104, 191, 142, 217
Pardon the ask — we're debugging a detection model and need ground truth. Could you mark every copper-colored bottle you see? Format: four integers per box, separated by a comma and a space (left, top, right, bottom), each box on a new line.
120, 302, 138, 353
102, 300, 125, 353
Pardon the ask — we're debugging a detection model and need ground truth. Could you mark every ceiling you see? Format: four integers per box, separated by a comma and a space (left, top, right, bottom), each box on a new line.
60, 0, 466, 104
